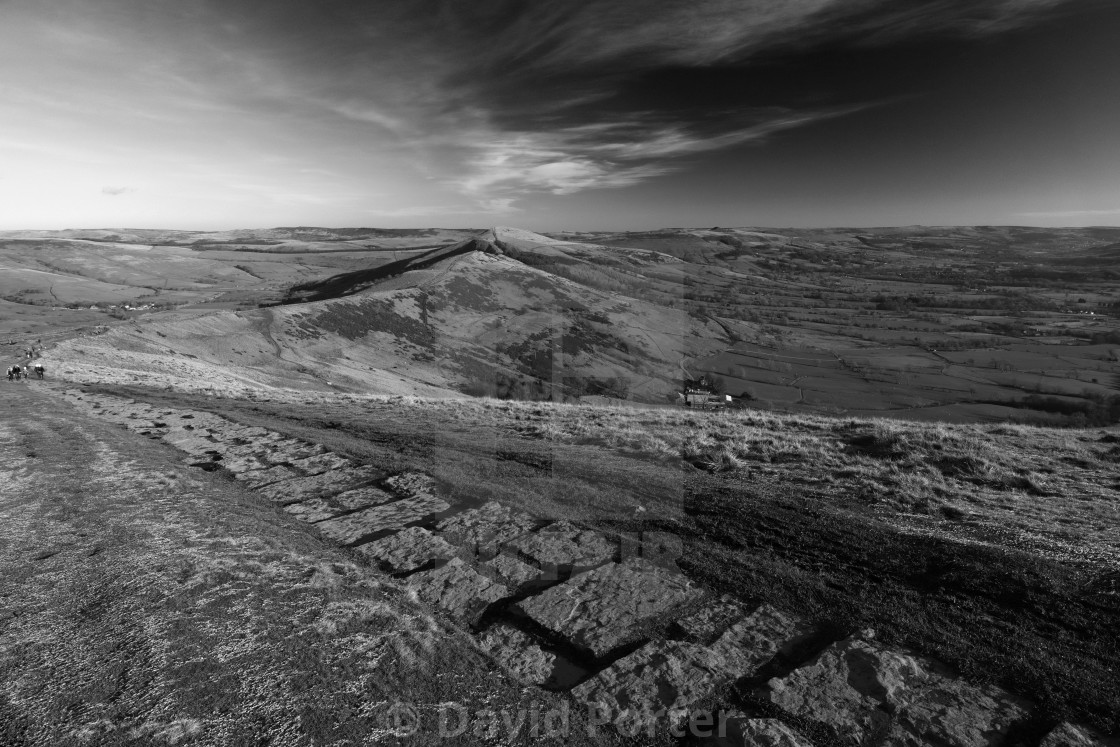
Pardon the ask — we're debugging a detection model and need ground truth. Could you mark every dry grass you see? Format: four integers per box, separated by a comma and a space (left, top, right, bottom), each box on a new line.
76, 383, 1120, 736
0, 386, 642, 746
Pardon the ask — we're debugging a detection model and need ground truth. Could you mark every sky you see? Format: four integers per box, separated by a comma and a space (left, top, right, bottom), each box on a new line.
1, 0, 1118, 231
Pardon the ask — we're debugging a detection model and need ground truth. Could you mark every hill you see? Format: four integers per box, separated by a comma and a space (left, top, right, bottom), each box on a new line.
42, 232, 726, 400
5, 224, 1117, 424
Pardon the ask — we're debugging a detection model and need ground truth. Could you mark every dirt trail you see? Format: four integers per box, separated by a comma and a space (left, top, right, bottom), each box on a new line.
0, 383, 545, 746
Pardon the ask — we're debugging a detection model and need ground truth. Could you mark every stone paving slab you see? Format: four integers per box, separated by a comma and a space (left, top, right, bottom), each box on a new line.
574, 605, 810, 730
289, 452, 353, 475
505, 521, 615, 571
384, 471, 440, 497
219, 452, 275, 474
436, 501, 538, 555
887, 677, 1034, 747
162, 431, 221, 456
282, 487, 398, 523
261, 441, 328, 465
284, 499, 352, 524
1040, 722, 1119, 747
574, 640, 738, 730
762, 636, 1032, 747
676, 595, 749, 643
479, 623, 556, 686
515, 559, 703, 658
356, 526, 459, 572
482, 553, 543, 592
406, 558, 510, 625
235, 465, 303, 489
315, 494, 451, 545
173, 413, 228, 430
701, 715, 814, 747
708, 605, 815, 669
331, 485, 399, 508
256, 465, 383, 506
209, 440, 274, 460
215, 423, 275, 442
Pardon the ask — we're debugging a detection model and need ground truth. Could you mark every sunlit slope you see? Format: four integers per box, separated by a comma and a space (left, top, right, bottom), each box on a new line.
45, 237, 727, 399
0, 226, 481, 247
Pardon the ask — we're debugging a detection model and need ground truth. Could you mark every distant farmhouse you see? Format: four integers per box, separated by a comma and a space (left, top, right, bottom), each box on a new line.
680, 375, 733, 409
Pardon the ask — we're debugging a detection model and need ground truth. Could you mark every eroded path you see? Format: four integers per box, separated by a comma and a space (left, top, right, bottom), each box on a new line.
9, 382, 1108, 747
0, 383, 587, 746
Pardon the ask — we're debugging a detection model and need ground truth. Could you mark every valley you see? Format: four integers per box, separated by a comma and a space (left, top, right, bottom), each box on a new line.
3, 224, 1117, 425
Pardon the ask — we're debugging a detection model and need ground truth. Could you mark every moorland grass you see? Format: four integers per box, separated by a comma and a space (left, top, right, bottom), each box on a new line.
101, 385, 1120, 738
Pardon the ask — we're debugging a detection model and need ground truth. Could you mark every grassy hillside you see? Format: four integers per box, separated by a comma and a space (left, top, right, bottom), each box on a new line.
0, 383, 639, 747
100, 383, 1120, 737
42, 235, 726, 401
10, 224, 1120, 423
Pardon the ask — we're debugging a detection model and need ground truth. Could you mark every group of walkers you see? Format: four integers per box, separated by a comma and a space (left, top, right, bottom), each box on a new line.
7, 363, 44, 381
6, 338, 46, 380
7, 338, 46, 380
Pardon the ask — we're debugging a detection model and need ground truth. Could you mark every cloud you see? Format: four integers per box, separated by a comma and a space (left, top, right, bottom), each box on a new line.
362, 204, 496, 218
433, 0, 1074, 78
4, 0, 1086, 224
1016, 207, 1120, 218
365, 0, 1071, 209
441, 104, 872, 208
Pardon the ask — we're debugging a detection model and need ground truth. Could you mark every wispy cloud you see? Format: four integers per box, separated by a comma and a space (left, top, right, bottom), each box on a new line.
0, 0, 1092, 228
436, 0, 1074, 77
438, 104, 874, 207
363, 204, 502, 218
363, 0, 1073, 208
1017, 207, 1120, 218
